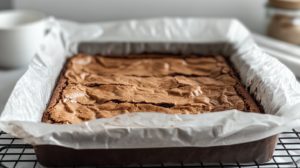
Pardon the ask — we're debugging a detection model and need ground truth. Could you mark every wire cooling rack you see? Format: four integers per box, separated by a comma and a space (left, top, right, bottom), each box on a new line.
1, 130, 300, 168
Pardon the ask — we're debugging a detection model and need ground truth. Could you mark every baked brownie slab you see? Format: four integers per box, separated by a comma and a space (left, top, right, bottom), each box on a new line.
43, 54, 260, 124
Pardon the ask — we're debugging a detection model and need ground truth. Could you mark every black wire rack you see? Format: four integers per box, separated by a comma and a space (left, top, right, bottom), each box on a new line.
1, 130, 300, 168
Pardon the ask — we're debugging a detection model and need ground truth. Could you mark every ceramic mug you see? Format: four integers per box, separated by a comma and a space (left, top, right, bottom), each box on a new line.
0, 10, 46, 69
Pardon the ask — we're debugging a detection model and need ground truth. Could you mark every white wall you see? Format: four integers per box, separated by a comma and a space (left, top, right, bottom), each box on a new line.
13, 0, 267, 34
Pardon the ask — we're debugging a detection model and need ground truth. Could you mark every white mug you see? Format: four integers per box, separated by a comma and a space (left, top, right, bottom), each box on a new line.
0, 10, 46, 69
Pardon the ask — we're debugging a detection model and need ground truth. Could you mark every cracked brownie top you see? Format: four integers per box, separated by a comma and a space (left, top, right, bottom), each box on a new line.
42, 54, 261, 124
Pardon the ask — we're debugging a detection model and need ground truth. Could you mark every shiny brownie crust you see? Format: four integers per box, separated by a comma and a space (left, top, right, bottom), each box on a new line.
42, 54, 260, 124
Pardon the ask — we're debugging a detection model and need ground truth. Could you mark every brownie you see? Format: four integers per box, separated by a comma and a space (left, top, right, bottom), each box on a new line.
42, 54, 260, 124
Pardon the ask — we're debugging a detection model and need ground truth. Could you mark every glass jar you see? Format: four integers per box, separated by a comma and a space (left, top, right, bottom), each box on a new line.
266, 0, 300, 45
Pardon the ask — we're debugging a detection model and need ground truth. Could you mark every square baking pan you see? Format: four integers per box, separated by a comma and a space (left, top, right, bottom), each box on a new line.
1, 18, 300, 167
36, 49, 279, 166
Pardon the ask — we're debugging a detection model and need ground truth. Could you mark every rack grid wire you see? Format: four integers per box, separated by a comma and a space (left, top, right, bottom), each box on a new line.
1, 129, 300, 168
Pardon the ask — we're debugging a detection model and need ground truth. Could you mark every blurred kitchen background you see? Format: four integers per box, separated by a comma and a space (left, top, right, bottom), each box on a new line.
2, 0, 267, 34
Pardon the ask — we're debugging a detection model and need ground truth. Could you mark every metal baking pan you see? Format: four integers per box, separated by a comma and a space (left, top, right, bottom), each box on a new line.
34, 135, 278, 167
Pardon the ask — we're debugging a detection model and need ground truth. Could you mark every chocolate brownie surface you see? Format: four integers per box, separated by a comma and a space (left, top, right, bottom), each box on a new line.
42, 54, 260, 124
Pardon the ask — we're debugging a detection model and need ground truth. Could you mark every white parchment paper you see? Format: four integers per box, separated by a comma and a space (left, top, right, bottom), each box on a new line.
0, 17, 300, 149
